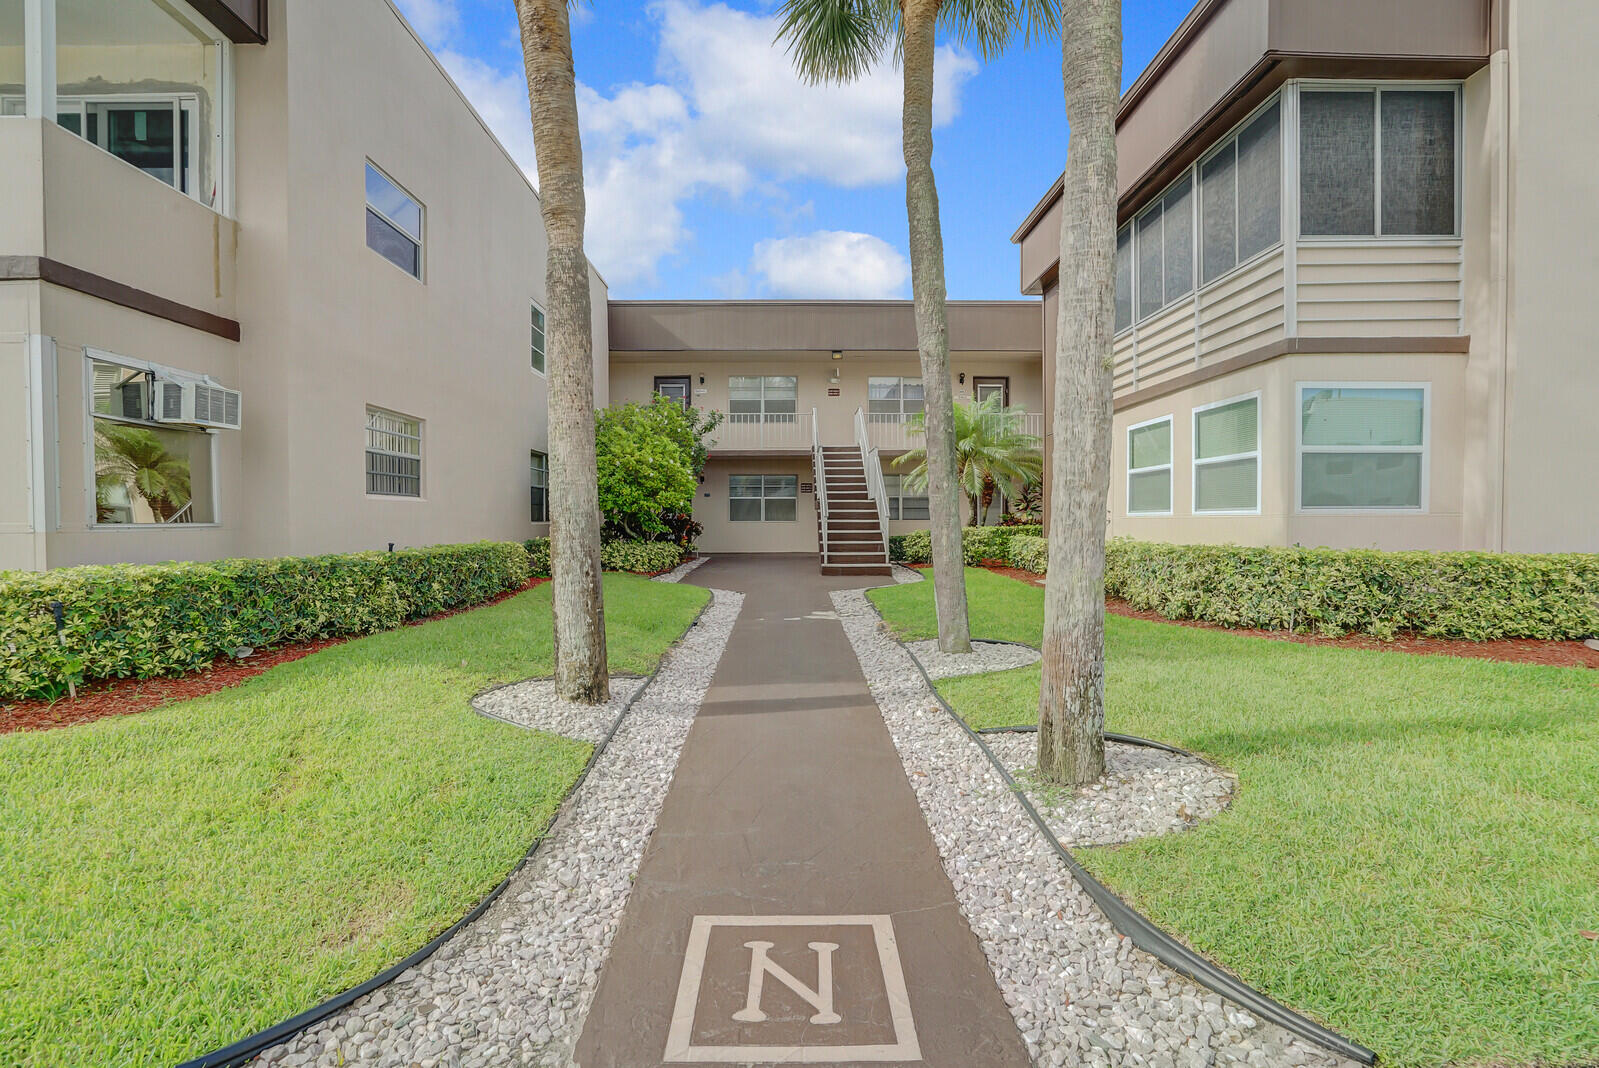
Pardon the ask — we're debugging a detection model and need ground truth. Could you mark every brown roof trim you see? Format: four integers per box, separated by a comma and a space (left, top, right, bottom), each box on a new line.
1117, 0, 1232, 124
1, 256, 241, 342
188, 0, 267, 44
608, 300, 1039, 309
1112, 335, 1470, 411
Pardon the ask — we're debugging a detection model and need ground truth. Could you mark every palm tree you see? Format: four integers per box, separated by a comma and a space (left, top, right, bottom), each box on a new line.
777, 0, 1056, 656
515, 0, 609, 703
893, 396, 1042, 526
94, 424, 192, 522
1037, 0, 1121, 787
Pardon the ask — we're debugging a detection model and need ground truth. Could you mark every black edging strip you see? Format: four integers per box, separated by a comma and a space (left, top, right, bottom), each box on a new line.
885, 613, 1378, 1066
174, 593, 718, 1068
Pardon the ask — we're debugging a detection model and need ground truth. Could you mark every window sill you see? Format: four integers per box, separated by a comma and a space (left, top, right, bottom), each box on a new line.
365, 493, 426, 502
88, 522, 221, 531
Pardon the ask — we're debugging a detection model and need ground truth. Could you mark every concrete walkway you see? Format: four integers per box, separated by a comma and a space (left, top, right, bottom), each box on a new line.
575, 555, 1028, 1067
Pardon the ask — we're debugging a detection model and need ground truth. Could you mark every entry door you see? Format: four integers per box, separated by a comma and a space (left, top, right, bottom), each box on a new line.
654, 376, 692, 410
973, 376, 1009, 407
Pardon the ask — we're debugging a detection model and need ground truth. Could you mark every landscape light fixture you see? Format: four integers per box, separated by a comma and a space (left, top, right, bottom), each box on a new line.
831, 350, 843, 360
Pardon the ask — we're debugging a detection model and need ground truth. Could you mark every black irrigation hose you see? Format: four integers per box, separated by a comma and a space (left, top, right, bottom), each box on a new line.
890, 618, 1378, 1066
174, 594, 717, 1068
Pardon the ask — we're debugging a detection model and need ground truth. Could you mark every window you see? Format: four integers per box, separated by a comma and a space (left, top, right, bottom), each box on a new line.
1200, 100, 1281, 285
728, 376, 797, 423
366, 162, 423, 277
1126, 416, 1173, 515
530, 450, 549, 522
868, 377, 925, 422
654, 376, 692, 410
89, 356, 216, 526
1133, 175, 1195, 322
729, 475, 798, 522
883, 474, 929, 521
1192, 394, 1259, 514
1300, 87, 1458, 238
1298, 385, 1427, 510
366, 407, 422, 497
1113, 225, 1133, 333
530, 304, 546, 373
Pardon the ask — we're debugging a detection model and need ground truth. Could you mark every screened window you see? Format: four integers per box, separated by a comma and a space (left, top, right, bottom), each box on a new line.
366, 162, 424, 278
1299, 386, 1426, 510
883, 473, 930, 521
1201, 100, 1281, 285
729, 474, 798, 522
366, 407, 422, 497
1300, 88, 1457, 238
729, 376, 798, 423
1193, 395, 1259, 513
868, 377, 925, 422
530, 450, 548, 522
90, 356, 216, 526
531, 304, 546, 374
1113, 225, 1133, 333
1127, 416, 1173, 515
1134, 176, 1195, 321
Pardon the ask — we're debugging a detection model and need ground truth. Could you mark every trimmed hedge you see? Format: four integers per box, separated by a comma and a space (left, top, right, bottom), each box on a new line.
1103, 540, 1599, 641
524, 538, 685, 578
0, 541, 530, 701
889, 526, 1043, 566
1008, 535, 1049, 575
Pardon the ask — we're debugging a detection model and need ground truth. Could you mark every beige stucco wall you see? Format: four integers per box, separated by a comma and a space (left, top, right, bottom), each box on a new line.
695, 456, 818, 554
1108, 351, 1470, 550
0, 282, 45, 572
1496, 0, 1599, 552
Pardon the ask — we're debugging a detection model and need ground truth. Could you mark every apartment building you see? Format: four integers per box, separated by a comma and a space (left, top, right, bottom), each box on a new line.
608, 301, 1041, 569
0, 0, 606, 572
1014, 0, 1599, 553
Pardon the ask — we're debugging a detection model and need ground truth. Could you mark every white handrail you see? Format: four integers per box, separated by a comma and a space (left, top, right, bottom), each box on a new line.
853, 407, 891, 557
811, 407, 828, 530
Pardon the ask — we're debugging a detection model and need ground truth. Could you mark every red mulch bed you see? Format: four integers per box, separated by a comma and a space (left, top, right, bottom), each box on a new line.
0, 578, 551, 736
911, 563, 1599, 670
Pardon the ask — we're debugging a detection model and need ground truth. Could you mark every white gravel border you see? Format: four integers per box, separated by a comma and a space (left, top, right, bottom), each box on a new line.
908, 638, 1042, 679
260, 588, 742, 1068
833, 587, 1357, 1068
890, 563, 925, 584
652, 554, 710, 584
472, 677, 649, 745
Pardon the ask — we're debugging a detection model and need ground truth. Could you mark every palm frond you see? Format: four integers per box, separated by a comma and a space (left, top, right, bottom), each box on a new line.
774, 0, 893, 84
938, 0, 1060, 60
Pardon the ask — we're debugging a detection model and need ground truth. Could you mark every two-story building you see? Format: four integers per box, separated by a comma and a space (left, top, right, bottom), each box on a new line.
1013, 0, 1599, 554
1, 0, 607, 572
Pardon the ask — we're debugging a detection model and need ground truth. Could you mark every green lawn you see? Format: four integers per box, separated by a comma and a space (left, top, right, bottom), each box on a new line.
869, 569, 1599, 1068
0, 574, 709, 1068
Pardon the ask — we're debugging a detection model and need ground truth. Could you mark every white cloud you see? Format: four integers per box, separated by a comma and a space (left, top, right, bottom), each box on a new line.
425, 0, 979, 288
394, 0, 458, 42
751, 231, 910, 299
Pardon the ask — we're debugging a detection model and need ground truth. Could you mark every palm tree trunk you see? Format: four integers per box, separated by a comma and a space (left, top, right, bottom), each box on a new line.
516, 0, 608, 703
1037, 0, 1121, 786
902, 0, 971, 655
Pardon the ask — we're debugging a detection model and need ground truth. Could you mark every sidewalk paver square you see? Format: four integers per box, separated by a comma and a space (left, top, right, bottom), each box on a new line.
664, 914, 919, 1063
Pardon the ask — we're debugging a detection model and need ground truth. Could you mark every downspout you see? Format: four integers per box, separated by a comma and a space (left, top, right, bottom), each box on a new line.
1493, 19, 1513, 553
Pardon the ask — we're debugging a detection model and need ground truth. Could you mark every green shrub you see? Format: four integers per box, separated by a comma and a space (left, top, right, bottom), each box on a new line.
0, 542, 529, 701
524, 537, 551, 578
963, 525, 1042, 566
897, 529, 933, 565
887, 534, 909, 563
1008, 535, 1049, 575
1104, 539, 1599, 641
599, 540, 685, 575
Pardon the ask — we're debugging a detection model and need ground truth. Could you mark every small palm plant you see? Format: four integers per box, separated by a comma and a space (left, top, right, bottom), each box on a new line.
894, 395, 1042, 526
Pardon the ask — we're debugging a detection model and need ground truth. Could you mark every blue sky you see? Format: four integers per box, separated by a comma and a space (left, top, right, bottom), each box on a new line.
397, 0, 1197, 300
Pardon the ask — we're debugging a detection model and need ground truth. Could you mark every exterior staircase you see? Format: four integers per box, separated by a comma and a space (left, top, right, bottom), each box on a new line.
816, 445, 891, 576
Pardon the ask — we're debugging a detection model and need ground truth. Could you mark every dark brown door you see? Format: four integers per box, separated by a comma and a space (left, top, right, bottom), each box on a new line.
654, 376, 692, 410
973, 376, 1009, 407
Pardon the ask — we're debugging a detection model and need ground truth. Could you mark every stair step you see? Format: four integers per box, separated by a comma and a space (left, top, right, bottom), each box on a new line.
827, 520, 882, 530
821, 563, 893, 576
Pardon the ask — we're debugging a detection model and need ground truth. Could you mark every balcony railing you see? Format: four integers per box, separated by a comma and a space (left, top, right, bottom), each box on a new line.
865, 412, 1045, 452
709, 413, 811, 451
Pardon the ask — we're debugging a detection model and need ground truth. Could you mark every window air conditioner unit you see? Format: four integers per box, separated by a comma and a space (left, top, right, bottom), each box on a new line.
153, 378, 243, 430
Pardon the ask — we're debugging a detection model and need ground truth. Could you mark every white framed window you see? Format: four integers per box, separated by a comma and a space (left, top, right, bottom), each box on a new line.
729, 474, 798, 522
366, 406, 422, 497
728, 376, 797, 424
1297, 384, 1428, 512
1126, 415, 1173, 516
530, 303, 547, 374
1192, 393, 1260, 515
1200, 97, 1282, 285
1133, 172, 1195, 322
530, 450, 549, 522
1298, 84, 1461, 239
883, 473, 929, 521
868, 377, 926, 423
365, 161, 424, 278
86, 351, 217, 527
